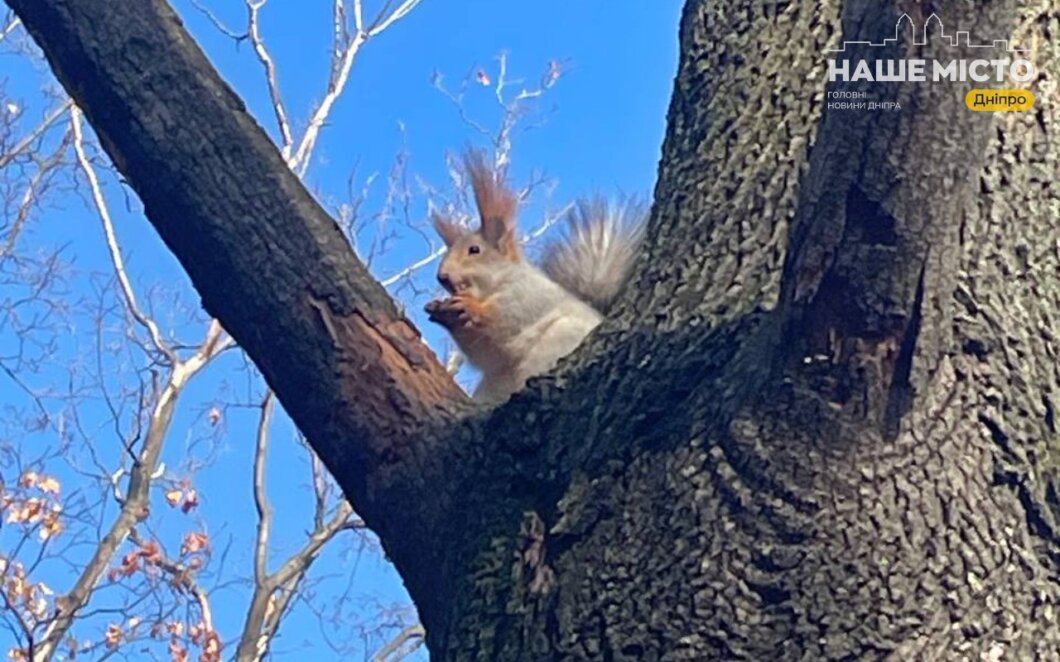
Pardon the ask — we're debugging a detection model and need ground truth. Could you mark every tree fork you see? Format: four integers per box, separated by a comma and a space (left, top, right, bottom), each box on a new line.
9, 0, 1060, 658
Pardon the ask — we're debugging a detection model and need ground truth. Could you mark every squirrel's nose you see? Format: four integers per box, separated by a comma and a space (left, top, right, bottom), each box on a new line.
437, 272, 455, 293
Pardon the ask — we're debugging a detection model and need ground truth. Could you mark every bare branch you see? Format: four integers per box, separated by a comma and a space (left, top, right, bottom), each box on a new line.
334, 0, 351, 54
0, 130, 69, 261
262, 503, 361, 644
431, 73, 494, 142
71, 106, 177, 364
0, 14, 20, 43
371, 624, 426, 662
352, 0, 365, 33
237, 378, 364, 661
310, 442, 329, 531
289, 31, 365, 176
251, 391, 275, 589
246, 0, 295, 159
380, 245, 447, 287
31, 322, 228, 661
522, 200, 572, 243
367, 0, 422, 37
290, 0, 423, 175
491, 52, 544, 169
433, 52, 558, 169
236, 490, 362, 660
0, 98, 73, 169
188, 0, 247, 41
272, 502, 359, 589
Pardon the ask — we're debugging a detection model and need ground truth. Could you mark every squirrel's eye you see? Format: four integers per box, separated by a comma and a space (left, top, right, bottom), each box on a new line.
468, 245, 481, 255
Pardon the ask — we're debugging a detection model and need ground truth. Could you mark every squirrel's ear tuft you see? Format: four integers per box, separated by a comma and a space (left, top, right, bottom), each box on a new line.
463, 149, 520, 259
432, 214, 465, 247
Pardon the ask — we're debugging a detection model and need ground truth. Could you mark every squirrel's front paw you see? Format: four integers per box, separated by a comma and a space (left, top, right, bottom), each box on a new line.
425, 295, 485, 329
424, 298, 455, 326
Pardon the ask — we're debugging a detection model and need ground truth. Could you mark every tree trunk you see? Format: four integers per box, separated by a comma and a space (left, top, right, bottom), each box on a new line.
9, 0, 1059, 659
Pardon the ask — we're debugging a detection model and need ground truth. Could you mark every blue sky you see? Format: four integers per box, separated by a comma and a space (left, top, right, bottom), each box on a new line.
0, 0, 682, 658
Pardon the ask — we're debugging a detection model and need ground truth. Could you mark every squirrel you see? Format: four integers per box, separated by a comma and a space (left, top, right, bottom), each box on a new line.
425, 150, 646, 403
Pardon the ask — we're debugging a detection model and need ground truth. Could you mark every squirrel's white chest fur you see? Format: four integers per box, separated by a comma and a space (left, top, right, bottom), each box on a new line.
467, 267, 602, 403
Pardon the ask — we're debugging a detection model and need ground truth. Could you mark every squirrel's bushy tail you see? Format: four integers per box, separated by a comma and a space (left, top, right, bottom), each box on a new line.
541, 197, 647, 312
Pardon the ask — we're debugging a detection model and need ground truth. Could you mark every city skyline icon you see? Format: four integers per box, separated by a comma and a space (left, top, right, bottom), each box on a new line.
824, 13, 1028, 54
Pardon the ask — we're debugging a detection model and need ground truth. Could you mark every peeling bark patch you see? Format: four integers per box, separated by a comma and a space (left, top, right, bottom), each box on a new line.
518, 512, 555, 596
306, 293, 464, 442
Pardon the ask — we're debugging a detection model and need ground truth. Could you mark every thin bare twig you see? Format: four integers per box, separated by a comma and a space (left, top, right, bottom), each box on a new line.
71, 106, 177, 365
188, 0, 247, 40
430, 73, 494, 142
367, 0, 421, 37
262, 503, 362, 642
0, 98, 74, 169
251, 391, 275, 590
380, 245, 447, 287
246, 0, 295, 159
352, 0, 365, 33
433, 52, 557, 170
371, 624, 426, 662
491, 52, 544, 169
235, 381, 363, 661
310, 442, 329, 531
1, 130, 69, 260
0, 15, 20, 43
334, 0, 351, 56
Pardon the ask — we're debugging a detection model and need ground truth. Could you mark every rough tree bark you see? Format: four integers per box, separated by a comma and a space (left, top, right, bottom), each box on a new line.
8, 0, 1060, 659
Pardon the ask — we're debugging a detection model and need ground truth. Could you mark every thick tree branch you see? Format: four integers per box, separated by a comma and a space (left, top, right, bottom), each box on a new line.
6, 0, 467, 620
